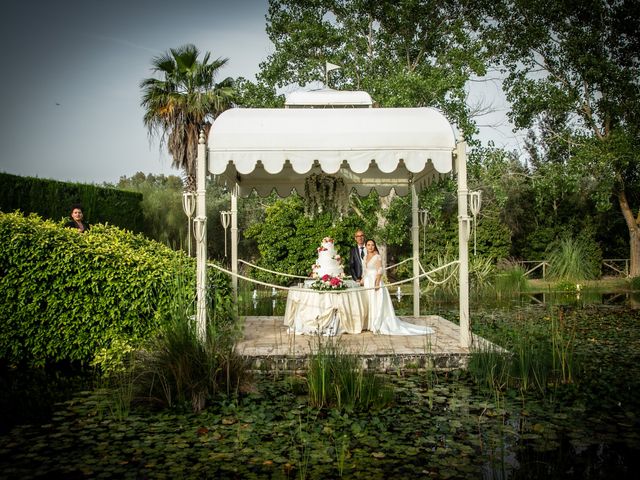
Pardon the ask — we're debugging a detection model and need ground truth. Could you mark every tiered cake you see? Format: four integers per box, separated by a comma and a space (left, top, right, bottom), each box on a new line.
312, 237, 344, 279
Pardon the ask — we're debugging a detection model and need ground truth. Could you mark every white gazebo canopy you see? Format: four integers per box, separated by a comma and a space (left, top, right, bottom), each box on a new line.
209, 107, 456, 196
195, 102, 471, 348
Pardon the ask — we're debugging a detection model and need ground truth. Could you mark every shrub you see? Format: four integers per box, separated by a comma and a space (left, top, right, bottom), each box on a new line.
129, 299, 250, 413
0, 211, 230, 367
422, 250, 496, 297
546, 236, 601, 282
494, 260, 529, 296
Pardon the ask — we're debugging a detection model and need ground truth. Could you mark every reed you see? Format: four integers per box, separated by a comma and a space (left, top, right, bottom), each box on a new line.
113, 275, 251, 413
469, 307, 579, 400
550, 308, 577, 385
547, 236, 599, 282
306, 336, 393, 411
493, 262, 529, 297
468, 343, 510, 395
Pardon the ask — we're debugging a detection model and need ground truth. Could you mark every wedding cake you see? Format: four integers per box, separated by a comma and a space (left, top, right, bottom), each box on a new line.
312, 237, 345, 279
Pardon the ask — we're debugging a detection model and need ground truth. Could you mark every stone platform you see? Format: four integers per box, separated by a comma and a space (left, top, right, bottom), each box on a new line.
237, 315, 500, 372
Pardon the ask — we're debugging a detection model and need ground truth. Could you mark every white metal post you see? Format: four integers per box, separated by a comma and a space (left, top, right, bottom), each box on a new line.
456, 139, 471, 348
411, 183, 420, 317
231, 183, 238, 304
195, 131, 208, 340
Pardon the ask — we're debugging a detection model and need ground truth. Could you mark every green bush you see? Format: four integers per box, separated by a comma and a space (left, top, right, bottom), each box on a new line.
129, 307, 250, 413
0, 211, 230, 367
494, 260, 529, 296
546, 236, 601, 282
0, 172, 144, 231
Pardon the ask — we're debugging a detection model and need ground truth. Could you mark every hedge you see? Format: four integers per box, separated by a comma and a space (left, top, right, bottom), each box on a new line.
0, 211, 231, 367
0, 172, 144, 232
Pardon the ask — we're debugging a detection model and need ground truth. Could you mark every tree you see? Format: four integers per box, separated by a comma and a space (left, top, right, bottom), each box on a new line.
234, 77, 284, 108
259, 0, 487, 264
140, 44, 235, 190
477, 0, 640, 274
260, 0, 486, 135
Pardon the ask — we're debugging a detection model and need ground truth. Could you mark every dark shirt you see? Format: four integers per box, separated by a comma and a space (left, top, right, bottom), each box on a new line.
66, 220, 90, 232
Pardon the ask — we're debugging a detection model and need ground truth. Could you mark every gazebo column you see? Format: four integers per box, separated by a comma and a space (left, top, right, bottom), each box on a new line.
457, 139, 471, 348
195, 131, 208, 340
231, 183, 238, 304
411, 183, 420, 317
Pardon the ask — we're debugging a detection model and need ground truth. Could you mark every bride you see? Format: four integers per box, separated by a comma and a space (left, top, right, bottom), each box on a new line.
363, 239, 434, 335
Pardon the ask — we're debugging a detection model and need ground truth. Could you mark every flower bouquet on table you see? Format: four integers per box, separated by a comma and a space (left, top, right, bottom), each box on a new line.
311, 274, 347, 291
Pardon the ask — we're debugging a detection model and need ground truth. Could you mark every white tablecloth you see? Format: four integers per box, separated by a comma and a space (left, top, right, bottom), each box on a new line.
284, 286, 368, 335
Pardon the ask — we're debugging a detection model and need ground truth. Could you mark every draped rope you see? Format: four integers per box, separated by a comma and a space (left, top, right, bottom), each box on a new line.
238, 259, 308, 279
384, 257, 414, 270
418, 260, 460, 285
238, 256, 413, 278
207, 260, 460, 294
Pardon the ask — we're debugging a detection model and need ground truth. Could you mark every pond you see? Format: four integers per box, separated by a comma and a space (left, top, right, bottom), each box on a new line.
239, 284, 640, 318
2, 293, 639, 478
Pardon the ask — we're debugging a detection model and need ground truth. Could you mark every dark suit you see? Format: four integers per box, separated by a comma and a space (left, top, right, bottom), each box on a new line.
349, 245, 365, 281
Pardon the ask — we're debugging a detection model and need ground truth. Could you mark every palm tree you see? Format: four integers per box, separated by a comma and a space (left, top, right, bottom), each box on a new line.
140, 44, 234, 190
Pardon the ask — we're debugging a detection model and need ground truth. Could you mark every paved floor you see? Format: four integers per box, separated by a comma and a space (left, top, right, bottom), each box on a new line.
237, 315, 499, 371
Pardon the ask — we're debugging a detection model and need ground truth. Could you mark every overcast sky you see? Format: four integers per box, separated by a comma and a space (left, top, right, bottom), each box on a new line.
0, 0, 522, 185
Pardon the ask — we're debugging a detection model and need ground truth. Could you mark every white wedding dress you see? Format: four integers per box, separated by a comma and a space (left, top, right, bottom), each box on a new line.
364, 254, 434, 335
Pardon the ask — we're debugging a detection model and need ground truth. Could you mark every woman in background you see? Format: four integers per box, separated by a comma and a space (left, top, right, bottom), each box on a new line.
66, 204, 90, 232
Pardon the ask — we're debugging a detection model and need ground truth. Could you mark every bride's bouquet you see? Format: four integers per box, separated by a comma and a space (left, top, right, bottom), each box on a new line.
310, 274, 347, 291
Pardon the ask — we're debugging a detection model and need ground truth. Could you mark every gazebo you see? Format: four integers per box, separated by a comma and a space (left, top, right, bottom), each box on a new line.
194, 90, 471, 347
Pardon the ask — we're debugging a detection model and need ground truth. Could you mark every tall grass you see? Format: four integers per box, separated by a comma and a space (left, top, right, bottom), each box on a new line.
494, 261, 529, 297
306, 337, 394, 411
551, 308, 576, 385
132, 313, 249, 412
547, 236, 600, 282
469, 307, 578, 399
108, 275, 250, 413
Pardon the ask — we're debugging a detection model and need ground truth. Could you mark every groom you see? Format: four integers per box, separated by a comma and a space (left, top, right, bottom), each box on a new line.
349, 229, 366, 285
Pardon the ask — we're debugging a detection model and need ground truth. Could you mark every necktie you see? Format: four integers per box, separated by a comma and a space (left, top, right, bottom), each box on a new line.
360, 247, 364, 259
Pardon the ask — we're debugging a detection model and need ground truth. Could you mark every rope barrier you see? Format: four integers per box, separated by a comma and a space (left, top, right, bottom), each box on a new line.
384, 257, 414, 270
238, 257, 411, 278
418, 260, 460, 285
207, 259, 460, 294
238, 259, 308, 279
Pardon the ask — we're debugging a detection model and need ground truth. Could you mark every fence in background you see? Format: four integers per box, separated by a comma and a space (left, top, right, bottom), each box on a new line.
515, 259, 630, 279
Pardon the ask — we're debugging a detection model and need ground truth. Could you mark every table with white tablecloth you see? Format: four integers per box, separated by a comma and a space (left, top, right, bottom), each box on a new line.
284, 283, 368, 335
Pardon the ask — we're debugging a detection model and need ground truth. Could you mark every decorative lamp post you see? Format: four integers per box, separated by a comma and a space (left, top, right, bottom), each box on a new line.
182, 192, 196, 257
418, 208, 429, 257
220, 211, 231, 257
469, 191, 482, 255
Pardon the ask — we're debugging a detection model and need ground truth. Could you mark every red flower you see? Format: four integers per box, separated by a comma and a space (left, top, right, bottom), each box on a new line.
321, 274, 330, 281
330, 277, 342, 286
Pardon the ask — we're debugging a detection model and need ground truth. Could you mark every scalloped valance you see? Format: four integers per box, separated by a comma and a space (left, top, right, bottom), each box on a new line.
208, 106, 456, 197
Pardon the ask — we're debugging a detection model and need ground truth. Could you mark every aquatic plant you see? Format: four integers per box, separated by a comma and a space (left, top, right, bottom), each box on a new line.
469, 307, 579, 399
546, 236, 600, 282
306, 336, 394, 411
493, 260, 529, 297
110, 274, 250, 413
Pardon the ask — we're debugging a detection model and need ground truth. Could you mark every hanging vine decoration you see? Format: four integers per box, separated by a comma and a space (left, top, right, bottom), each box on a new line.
303, 173, 349, 218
